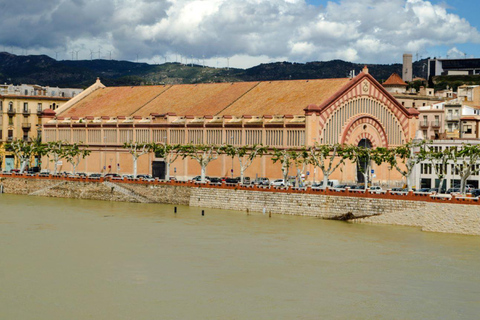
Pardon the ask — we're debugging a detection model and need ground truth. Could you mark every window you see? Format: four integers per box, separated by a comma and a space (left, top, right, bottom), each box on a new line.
0, 100, 2, 111
37, 103, 42, 112
8, 102, 13, 112
24, 89, 28, 95
464, 125, 473, 134
23, 102, 28, 113
8, 116, 13, 126
8, 130, 13, 140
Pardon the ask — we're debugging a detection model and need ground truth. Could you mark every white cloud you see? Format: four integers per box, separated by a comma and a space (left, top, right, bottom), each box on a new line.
1, 0, 479, 67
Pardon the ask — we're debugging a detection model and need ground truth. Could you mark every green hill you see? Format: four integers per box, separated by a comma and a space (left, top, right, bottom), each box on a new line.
0, 52, 430, 88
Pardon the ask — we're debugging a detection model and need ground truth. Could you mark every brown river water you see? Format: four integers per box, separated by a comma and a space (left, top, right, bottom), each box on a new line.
1, 194, 480, 319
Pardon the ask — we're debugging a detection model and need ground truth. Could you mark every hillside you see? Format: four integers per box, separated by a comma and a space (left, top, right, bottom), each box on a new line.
0, 52, 429, 88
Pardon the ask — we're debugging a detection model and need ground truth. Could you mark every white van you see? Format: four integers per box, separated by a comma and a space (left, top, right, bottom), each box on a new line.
312, 180, 340, 189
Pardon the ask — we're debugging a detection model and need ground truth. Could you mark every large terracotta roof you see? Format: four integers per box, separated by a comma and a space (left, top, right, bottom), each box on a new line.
59, 78, 351, 118
383, 73, 407, 87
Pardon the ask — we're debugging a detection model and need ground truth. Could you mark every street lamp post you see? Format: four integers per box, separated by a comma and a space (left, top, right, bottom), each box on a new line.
230, 135, 234, 178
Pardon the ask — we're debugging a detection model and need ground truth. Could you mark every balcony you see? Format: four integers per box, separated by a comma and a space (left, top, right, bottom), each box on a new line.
431, 121, 441, 128
22, 123, 31, 130
446, 114, 460, 121
7, 136, 13, 142
37, 109, 43, 115
419, 122, 429, 128
22, 109, 30, 115
7, 108, 15, 115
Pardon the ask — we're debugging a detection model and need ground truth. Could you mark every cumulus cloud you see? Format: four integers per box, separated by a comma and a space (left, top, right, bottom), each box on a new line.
0, 0, 479, 67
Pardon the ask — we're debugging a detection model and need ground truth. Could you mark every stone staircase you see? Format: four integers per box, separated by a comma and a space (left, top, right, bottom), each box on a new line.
29, 181, 68, 196
102, 181, 153, 203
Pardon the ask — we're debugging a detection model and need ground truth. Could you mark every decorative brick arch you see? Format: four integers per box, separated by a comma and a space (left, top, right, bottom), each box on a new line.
316, 73, 418, 142
341, 115, 388, 148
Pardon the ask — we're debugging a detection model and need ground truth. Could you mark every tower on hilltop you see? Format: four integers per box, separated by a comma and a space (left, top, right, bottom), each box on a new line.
403, 53, 413, 82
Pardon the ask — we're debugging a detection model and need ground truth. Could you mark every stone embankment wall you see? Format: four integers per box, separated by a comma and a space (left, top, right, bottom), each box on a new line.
0, 176, 479, 236
0, 177, 191, 205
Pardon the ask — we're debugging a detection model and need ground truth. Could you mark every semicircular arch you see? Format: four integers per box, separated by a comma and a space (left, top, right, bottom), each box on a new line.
319, 96, 407, 146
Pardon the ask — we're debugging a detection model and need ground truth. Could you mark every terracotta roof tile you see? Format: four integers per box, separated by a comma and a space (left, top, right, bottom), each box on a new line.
60, 78, 351, 118
383, 73, 407, 87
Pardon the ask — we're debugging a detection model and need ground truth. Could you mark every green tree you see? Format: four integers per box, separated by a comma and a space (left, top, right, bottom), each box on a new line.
271, 148, 297, 186
450, 144, 480, 194
5, 139, 41, 173
309, 143, 347, 189
63, 143, 91, 175
420, 144, 452, 193
123, 142, 153, 179
219, 144, 268, 184
384, 140, 427, 191
151, 143, 181, 181
178, 144, 219, 183
46, 141, 67, 175
343, 145, 385, 190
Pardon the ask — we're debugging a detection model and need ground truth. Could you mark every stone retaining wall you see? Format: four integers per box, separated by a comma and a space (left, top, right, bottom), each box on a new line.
1, 177, 478, 236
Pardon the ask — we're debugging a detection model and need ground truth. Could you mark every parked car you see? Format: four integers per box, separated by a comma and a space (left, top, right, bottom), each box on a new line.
270, 179, 287, 187
225, 177, 240, 184
192, 175, 210, 182
312, 180, 340, 189
416, 188, 431, 193
104, 173, 121, 179
254, 177, 270, 185
10, 169, 20, 174
122, 174, 134, 180
471, 189, 480, 197
137, 174, 155, 181
446, 188, 460, 194
88, 173, 102, 179
208, 177, 222, 184
26, 166, 40, 174
369, 186, 383, 193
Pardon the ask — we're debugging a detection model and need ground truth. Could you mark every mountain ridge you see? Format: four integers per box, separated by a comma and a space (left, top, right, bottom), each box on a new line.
0, 52, 428, 89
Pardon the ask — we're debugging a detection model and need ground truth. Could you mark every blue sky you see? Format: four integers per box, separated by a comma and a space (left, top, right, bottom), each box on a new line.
1, 0, 480, 68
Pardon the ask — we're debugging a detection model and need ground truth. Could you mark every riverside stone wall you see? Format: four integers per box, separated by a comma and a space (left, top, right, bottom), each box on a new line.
0, 177, 191, 204
189, 187, 480, 236
1, 176, 479, 236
